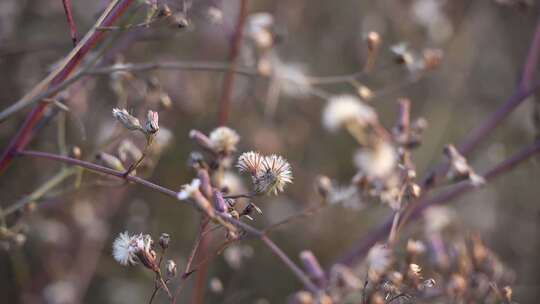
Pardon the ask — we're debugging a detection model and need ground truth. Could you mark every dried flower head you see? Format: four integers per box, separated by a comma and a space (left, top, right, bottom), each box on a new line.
245, 13, 274, 49
322, 94, 377, 132
209, 126, 240, 154
444, 144, 485, 186
257, 154, 293, 195
145, 110, 159, 134
177, 178, 201, 200
112, 108, 142, 131
237, 151, 265, 175
354, 141, 397, 178
112, 232, 157, 271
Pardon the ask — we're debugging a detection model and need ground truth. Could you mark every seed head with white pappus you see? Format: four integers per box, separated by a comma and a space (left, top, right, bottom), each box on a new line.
177, 178, 201, 200
322, 95, 377, 132
209, 126, 240, 154
237, 152, 293, 195
237, 151, 265, 176
112, 232, 156, 270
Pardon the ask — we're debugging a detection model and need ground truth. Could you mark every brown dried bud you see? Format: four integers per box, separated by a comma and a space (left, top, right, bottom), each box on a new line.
159, 233, 170, 249
240, 203, 262, 220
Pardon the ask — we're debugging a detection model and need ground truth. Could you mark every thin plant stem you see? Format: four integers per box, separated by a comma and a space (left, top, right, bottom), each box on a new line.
335, 139, 540, 266
0, 0, 136, 174
217, 0, 248, 126
15, 149, 320, 294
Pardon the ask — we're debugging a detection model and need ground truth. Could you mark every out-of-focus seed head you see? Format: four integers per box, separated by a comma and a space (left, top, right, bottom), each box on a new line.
354, 141, 397, 179
177, 178, 202, 200
367, 243, 392, 280
322, 95, 378, 132
209, 126, 240, 154
315, 175, 333, 199
289, 291, 313, 304
366, 31, 381, 52
209, 277, 224, 294
166, 259, 177, 278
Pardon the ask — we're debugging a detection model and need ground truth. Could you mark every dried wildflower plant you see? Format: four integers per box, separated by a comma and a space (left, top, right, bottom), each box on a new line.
2, 5, 536, 304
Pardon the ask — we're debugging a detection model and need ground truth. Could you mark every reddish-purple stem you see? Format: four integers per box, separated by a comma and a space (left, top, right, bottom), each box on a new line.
336, 139, 540, 266
0, 0, 135, 174
61, 0, 79, 46
217, 0, 248, 126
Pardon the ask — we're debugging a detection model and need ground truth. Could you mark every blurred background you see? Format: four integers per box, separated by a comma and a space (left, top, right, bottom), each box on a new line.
1, 0, 540, 303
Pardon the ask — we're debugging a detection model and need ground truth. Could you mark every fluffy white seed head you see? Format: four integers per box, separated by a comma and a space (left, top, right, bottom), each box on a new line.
112, 232, 153, 266
237, 152, 293, 195
177, 178, 202, 200
237, 151, 265, 176
354, 141, 397, 178
258, 154, 293, 195
322, 95, 377, 132
209, 126, 240, 154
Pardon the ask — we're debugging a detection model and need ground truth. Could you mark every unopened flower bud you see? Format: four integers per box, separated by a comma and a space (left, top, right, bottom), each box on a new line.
96, 152, 126, 171
315, 175, 333, 199
112, 108, 142, 131
212, 189, 227, 213
159, 233, 170, 249
299, 250, 326, 288
366, 31, 381, 52
145, 110, 159, 134
71, 146, 82, 159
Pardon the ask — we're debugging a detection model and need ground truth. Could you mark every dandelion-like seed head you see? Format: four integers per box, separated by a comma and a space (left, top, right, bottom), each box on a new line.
209, 126, 240, 154
237, 152, 293, 195
257, 154, 293, 195
177, 178, 201, 200
237, 151, 265, 175
112, 232, 154, 267
322, 95, 377, 132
